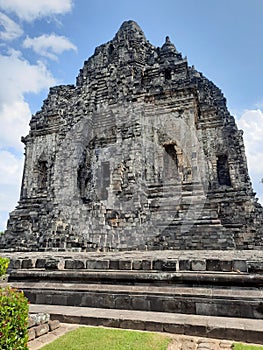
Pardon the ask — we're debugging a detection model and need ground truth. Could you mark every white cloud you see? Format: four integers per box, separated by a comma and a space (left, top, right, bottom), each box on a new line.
0, 12, 23, 40
0, 50, 55, 105
0, 50, 56, 229
0, 0, 73, 22
237, 109, 263, 204
237, 109, 263, 176
0, 0, 73, 231
0, 50, 56, 150
23, 34, 77, 60
0, 151, 23, 186
0, 151, 24, 229
0, 101, 31, 151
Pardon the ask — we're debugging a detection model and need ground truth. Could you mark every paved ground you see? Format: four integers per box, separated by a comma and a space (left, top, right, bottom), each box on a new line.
28, 323, 234, 350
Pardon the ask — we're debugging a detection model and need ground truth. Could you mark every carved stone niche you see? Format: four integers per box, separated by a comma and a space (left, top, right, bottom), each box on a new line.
163, 143, 179, 181
217, 154, 231, 187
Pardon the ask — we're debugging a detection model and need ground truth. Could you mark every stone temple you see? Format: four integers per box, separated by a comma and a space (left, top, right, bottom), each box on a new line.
1, 20, 263, 251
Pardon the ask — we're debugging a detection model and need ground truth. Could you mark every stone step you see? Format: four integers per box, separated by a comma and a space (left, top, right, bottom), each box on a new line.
8, 269, 263, 287
29, 304, 263, 344
156, 219, 222, 226
147, 189, 205, 198
8, 281, 263, 319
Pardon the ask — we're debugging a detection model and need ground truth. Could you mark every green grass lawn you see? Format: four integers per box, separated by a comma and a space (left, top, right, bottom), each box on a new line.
234, 343, 263, 350
41, 326, 172, 350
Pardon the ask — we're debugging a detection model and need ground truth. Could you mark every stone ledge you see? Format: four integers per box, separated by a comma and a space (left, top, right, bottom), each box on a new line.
6, 255, 263, 273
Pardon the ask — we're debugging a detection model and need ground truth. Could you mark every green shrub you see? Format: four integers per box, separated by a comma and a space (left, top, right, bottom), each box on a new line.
0, 286, 29, 350
0, 257, 9, 276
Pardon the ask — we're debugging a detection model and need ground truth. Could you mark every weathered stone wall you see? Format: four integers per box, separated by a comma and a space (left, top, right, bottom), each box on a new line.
1, 20, 262, 251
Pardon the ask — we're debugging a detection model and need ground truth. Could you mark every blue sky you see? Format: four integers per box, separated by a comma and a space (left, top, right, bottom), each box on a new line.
0, 0, 263, 230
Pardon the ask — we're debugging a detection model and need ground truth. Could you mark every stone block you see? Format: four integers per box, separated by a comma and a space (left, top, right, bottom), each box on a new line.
233, 260, 247, 272
180, 300, 196, 314
131, 296, 150, 311
119, 320, 145, 330
109, 260, 119, 269
219, 341, 233, 349
152, 259, 163, 270
25, 288, 37, 303
86, 260, 97, 269
179, 259, 190, 271
148, 297, 163, 312
96, 294, 115, 308
196, 302, 217, 316
95, 260, 109, 269
28, 327, 36, 341
163, 323, 184, 334
145, 321, 163, 332
245, 330, 263, 345
9, 259, 21, 269
67, 293, 82, 306
119, 260, 132, 270
21, 258, 35, 269
142, 260, 152, 270
52, 294, 67, 306
28, 315, 36, 328
35, 323, 49, 337
45, 259, 64, 270
48, 319, 60, 331
184, 324, 207, 337
80, 293, 96, 307
132, 260, 142, 270
191, 259, 206, 271
206, 327, 228, 340
35, 293, 52, 305
35, 258, 46, 268
220, 260, 232, 272
163, 299, 181, 313
197, 341, 218, 350
162, 260, 177, 271
35, 313, 50, 325
115, 295, 132, 309
247, 261, 263, 273
100, 318, 119, 328
206, 259, 221, 271
65, 259, 85, 269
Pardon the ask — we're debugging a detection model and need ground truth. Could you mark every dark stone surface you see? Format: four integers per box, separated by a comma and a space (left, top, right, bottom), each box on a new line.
45, 259, 64, 270
179, 259, 191, 271
22, 259, 35, 269
36, 258, 46, 268
65, 259, 85, 269
162, 260, 177, 271
119, 260, 132, 270
233, 260, 247, 272
206, 259, 221, 271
